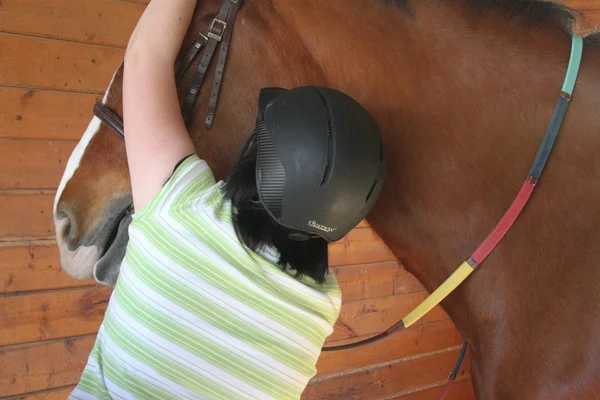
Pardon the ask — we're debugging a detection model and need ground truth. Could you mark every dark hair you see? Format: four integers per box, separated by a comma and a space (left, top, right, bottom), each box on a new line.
223, 140, 329, 283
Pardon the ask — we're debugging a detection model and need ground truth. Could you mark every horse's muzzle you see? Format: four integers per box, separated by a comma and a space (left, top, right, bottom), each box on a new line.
54, 197, 133, 285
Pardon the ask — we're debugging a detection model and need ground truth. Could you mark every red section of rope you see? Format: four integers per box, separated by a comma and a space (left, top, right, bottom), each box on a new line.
470, 180, 536, 265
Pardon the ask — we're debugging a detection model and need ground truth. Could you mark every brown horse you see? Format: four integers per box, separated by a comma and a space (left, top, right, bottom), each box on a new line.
54, 0, 600, 398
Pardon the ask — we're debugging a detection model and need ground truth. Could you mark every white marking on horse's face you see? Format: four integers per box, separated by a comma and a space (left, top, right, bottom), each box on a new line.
53, 69, 119, 214
53, 116, 102, 214
54, 69, 120, 281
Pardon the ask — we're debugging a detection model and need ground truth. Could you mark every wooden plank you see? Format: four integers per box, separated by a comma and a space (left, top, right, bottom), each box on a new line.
395, 379, 475, 400
328, 294, 450, 342
356, 219, 370, 229
1, 0, 590, 48
0, 88, 98, 140
0, 0, 144, 48
302, 349, 471, 400
0, 336, 95, 397
0, 141, 75, 190
0, 244, 96, 294
329, 228, 396, 267
332, 261, 401, 302
0, 34, 123, 93
394, 267, 427, 295
0, 274, 444, 348
561, 0, 600, 33
577, 9, 600, 33
17, 387, 74, 400
0, 326, 464, 398
332, 261, 425, 301
563, 0, 600, 10
0, 192, 55, 240
122, 0, 149, 5
317, 321, 464, 376
0, 287, 110, 346
2, 376, 475, 400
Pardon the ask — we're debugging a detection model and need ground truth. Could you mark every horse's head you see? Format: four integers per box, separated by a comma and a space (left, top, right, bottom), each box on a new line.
54, 0, 331, 284
53, 66, 131, 283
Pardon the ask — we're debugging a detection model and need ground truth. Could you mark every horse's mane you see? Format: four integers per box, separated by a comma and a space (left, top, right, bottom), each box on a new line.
387, 0, 576, 32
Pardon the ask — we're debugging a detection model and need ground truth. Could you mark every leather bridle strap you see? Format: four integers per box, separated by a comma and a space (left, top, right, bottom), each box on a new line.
181, 0, 243, 125
94, 102, 124, 139
175, 32, 208, 84
94, 0, 243, 138
205, 0, 243, 128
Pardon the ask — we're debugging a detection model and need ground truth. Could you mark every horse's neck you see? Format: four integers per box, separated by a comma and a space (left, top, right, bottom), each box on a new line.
279, 0, 578, 325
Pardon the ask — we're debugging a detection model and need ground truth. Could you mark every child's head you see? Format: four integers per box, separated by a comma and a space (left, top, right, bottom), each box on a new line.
224, 86, 385, 283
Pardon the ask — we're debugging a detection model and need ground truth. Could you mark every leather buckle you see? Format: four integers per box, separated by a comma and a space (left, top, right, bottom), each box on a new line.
207, 19, 227, 41
193, 32, 208, 49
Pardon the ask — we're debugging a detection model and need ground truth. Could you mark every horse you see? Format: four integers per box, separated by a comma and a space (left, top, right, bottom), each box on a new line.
53, 0, 600, 398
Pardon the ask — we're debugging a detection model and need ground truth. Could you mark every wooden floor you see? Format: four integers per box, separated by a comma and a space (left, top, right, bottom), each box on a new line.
1, 1, 598, 399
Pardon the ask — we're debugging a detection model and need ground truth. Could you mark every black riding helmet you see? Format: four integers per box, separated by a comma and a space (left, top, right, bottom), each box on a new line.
245, 86, 385, 242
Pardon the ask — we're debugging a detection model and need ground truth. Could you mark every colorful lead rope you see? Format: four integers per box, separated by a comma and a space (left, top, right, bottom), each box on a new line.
435, 342, 469, 400
323, 33, 583, 353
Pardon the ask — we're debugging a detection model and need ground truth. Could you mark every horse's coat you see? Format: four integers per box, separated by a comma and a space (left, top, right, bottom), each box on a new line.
54, 0, 600, 398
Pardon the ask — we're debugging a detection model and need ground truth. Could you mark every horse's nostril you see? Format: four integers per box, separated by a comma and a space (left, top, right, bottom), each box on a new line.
55, 209, 78, 250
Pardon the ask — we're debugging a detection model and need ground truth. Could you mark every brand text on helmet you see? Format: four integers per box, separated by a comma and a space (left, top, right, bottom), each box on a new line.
308, 220, 337, 233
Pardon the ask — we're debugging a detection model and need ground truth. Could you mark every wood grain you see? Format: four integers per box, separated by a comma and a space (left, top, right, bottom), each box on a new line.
560, 0, 600, 33
0, 282, 447, 348
5, 380, 476, 400
121, 0, 149, 5
0, 244, 96, 293
394, 267, 428, 295
333, 259, 426, 301
328, 294, 450, 342
329, 228, 396, 267
317, 321, 464, 376
0, 87, 98, 140
0, 34, 123, 93
396, 378, 475, 400
302, 349, 471, 400
0, 0, 144, 48
563, 0, 600, 10
332, 261, 401, 302
0, 192, 55, 240
0, 287, 110, 346
17, 387, 75, 400
0, 141, 75, 190
576, 9, 600, 32
356, 220, 370, 229
0, 336, 95, 397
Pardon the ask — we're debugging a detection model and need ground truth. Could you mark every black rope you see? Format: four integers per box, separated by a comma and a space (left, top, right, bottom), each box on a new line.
449, 341, 469, 380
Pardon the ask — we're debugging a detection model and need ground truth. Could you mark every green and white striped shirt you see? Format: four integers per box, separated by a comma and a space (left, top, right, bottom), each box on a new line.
70, 155, 342, 400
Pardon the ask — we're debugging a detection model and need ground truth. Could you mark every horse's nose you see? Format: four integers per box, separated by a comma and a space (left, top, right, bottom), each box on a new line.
55, 207, 79, 251
54, 205, 101, 281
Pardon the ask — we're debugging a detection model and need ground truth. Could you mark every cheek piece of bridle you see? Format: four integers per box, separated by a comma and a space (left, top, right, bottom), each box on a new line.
92, 0, 583, 393
93, 0, 243, 136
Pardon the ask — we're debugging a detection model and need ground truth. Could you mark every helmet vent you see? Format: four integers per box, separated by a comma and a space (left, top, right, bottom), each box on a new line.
366, 142, 384, 203
366, 178, 378, 203
318, 89, 335, 187
320, 128, 334, 186
256, 121, 285, 218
